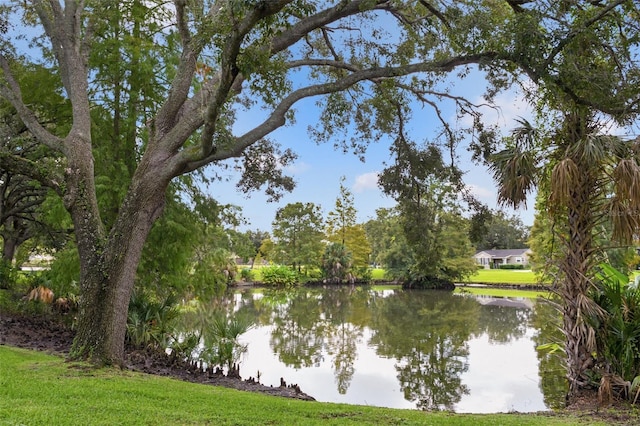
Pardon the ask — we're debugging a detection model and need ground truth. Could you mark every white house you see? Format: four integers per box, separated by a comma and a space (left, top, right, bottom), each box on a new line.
473, 248, 532, 269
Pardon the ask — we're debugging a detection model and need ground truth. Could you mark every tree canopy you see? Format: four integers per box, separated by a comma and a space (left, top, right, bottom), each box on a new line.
272, 202, 324, 271
1, 0, 639, 371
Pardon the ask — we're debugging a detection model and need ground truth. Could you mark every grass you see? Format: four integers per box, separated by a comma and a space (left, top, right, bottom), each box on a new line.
0, 345, 613, 425
464, 268, 547, 285
238, 267, 545, 286
370, 268, 386, 280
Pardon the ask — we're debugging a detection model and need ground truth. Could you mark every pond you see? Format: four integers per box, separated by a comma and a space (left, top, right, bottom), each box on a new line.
180, 286, 567, 413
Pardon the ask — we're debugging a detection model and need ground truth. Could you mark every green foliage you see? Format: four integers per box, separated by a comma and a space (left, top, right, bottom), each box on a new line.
379, 142, 476, 283
0, 259, 17, 289
43, 245, 80, 297
199, 311, 254, 371
136, 194, 201, 297
126, 292, 180, 349
326, 176, 357, 244
364, 208, 414, 280
272, 202, 324, 271
589, 264, 640, 385
439, 213, 478, 281
168, 332, 201, 363
353, 266, 372, 282
0, 79, 65, 264
498, 264, 525, 270
190, 247, 236, 299
470, 209, 529, 251
321, 243, 353, 283
257, 238, 275, 263
240, 268, 254, 282
343, 225, 372, 271
260, 265, 299, 287
402, 276, 455, 291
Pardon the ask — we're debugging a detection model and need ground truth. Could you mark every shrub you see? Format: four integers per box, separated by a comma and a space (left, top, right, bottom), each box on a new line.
199, 311, 254, 372
260, 265, 298, 287
498, 264, 525, 270
354, 266, 372, 282
127, 292, 180, 349
588, 264, 640, 390
402, 276, 455, 290
240, 268, 254, 282
0, 259, 18, 290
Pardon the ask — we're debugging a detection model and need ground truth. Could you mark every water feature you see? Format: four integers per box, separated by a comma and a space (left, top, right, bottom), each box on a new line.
178, 286, 567, 412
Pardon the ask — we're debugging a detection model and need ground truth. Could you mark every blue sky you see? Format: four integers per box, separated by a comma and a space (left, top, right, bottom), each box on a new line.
6, 15, 531, 233
205, 69, 538, 233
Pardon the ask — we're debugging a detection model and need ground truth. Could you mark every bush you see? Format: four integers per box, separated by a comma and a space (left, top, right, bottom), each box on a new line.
588, 264, 640, 388
0, 259, 18, 290
354, 266, 372, 282
127, 292, 180, 349
260, 265, 298, 287
402, 276, 455, 290
498, 264, 525, 270
240, 268, 254, 282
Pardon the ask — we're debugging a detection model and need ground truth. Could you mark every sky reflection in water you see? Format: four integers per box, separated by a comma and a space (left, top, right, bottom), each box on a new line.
222, 288, 565, 412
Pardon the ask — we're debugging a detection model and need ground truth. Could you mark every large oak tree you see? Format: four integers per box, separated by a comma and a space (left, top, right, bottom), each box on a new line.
1, 0, 638, 372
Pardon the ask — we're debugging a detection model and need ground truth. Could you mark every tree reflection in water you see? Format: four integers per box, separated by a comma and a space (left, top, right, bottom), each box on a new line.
197, 286, 567, 411
531, 296, 568, 409
369, 291, 478, 410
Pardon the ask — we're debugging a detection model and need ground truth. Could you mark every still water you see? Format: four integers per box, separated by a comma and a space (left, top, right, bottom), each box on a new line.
186, 287, 567, 412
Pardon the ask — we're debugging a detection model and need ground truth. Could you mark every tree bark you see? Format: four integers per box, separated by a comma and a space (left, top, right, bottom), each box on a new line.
2, 236, 17, 263
70, 149, 171, 365
561, 201, 595, 399
558, 113, 597, 401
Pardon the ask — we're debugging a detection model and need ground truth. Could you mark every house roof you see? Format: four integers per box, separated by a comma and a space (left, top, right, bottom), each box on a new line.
474, 248, 530, 258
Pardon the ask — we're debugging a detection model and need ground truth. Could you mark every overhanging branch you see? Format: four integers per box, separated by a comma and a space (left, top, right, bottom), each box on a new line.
175, 52, 500, 174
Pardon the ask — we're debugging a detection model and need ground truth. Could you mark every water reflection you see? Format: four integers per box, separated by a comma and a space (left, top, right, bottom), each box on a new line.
194, 287, 566, 412
369, 291, 477, 410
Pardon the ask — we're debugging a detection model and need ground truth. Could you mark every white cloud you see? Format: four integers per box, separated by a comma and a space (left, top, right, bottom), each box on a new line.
466, 184, 494, 200
285, 160, 311, 175
353, 172, 380, 193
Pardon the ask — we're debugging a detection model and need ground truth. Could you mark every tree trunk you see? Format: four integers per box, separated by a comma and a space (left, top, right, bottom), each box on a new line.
70, 151, 170, 365
558, 113, 597, 401
2, 236, 17, 263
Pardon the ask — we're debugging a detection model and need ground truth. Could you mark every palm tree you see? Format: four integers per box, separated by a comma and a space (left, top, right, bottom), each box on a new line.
491, 107, 640, 400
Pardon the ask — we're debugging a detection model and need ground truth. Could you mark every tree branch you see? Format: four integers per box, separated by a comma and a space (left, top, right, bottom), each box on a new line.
0, 152, 64, 196
168, 0, 419, 158
0, 56, 66, 153
543, 0, 627, 69
176, 52, 500, 174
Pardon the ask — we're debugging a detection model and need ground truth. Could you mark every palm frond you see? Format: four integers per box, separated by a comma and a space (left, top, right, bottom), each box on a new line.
569, 134, 608, 165
606, 197, 640, 244
550, 158, 579, 205
510, 117, 538, 150
490, 148, 538, 208
613, 159, 640, 201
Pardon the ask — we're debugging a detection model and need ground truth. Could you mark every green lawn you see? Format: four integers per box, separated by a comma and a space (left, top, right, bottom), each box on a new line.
464, 268, 547, 285
0, 345, 615, 425
237, 267, 545, 287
